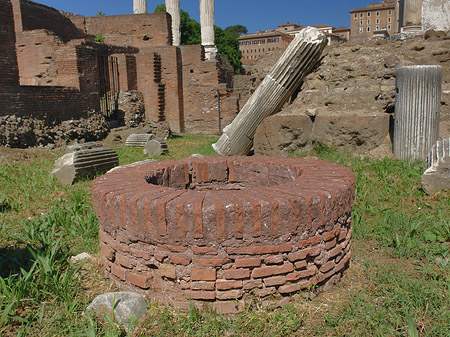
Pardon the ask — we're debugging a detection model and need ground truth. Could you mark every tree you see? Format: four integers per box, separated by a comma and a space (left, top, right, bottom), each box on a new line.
224, 25, 248, 39
154, 4, 243, 74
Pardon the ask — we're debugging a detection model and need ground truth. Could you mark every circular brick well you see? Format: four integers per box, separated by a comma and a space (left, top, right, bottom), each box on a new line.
92, 156, 355, 313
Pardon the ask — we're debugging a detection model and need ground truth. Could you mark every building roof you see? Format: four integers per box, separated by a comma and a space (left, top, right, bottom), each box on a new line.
312, 24, 334, 29
350, 0, 395, 13
237, 30, 293, 40
278, 22, 301, 28
333, 26, 350, 32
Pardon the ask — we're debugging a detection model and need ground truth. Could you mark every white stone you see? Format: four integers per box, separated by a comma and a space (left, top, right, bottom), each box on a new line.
86, 292, 147, 330
70, 252, 92, 263
133, 0, 147, 14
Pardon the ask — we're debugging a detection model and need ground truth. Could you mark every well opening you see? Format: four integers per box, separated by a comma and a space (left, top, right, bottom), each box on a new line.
93, 156, 356, 314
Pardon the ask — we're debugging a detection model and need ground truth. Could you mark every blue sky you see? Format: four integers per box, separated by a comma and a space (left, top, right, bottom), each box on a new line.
34, 0, 373, 33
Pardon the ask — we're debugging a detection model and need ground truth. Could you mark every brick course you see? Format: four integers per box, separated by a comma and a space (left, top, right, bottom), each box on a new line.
94, 156, 355, 314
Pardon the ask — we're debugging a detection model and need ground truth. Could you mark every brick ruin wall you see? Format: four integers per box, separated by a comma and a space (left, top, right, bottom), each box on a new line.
93, 156, 355, 313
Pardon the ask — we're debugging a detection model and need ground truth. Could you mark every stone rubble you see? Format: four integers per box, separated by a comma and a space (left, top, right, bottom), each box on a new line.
421, 138, 450, 195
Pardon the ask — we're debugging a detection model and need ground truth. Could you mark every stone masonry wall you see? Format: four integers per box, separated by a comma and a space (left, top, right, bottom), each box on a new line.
93, 156, 355, 313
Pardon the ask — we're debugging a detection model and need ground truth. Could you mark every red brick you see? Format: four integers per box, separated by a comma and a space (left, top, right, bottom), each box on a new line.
252, 262, 294, 279
186, 290, 215, 300
193, 191, 206, 239
158, 244, 187, 253
288, 246, 321, 262
195, 257, 231, 267
235, 258, 262, 268
226, 243, 293, 255
254, 287, 275, 297
116, 253, 133, 269
213, 301, 243, 314
294, 260, 308, 269
169, 256, 191, 266
243, 279, 263, 290
160, 264, 176, 279
325, 238, 337, 250
100, 243, 115, 261
111, 264, 127, 281
191, 268, 216, 281
298, 235, 321, 249
154, 253, 168, 262
286, 265, 318, 282
329, 245, 343, 258
278, 282, 305, 294
319, 261, 336, 273
216, 289, 244, 300
224, 269, 250, 280
338, 227, 348, 241
264, 255, 284, 265
216, 280, 243, 291
323, 228, 340, 242
192, 246, 218, 255
128, 272, 150, 289
190, 281, 215, 291
129, 247, 152, 260
263, 275, 287, 287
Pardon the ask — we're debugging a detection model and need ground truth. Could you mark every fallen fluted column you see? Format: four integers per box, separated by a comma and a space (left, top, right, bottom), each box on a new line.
166, 0, 181, 46
133, 0, 147, 14
393, 65, 442, 160
212, 27, 327, 156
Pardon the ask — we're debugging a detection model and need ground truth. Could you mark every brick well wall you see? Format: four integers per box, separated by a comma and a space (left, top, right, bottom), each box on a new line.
93, 156, 355, 313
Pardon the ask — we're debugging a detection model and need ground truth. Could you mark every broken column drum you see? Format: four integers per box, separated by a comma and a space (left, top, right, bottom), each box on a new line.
133, 0, 147, 14
166, 0, 181, 46
93, 156, 355, 313
212, 27, 328, 156
393, 65, 442, 160
421, 138, 450, 195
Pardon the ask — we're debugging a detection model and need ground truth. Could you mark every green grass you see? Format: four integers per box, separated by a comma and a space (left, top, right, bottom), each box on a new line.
1, 136, 450, 336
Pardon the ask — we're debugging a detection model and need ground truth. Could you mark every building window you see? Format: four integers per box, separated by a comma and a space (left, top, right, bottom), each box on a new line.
388, 10, 392, 15
367, 26, 371, 32
359, 27, 363, 33
388, 25, 391, 30
367, 19, 371, 25
376, 11, 380, 16
360, 20, 363, 26
376, 18, 380, 24
360, 12, 364, 18
388, 17, 391, 23
354, 13, 357, 19
376, 25, 379, 30
367, 12, 371, 17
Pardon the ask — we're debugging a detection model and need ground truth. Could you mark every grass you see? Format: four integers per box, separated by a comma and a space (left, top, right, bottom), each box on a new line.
0, 135, 449, 336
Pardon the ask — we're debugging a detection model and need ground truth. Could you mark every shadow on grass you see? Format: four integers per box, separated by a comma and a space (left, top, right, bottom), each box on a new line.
0, 246, 35, 278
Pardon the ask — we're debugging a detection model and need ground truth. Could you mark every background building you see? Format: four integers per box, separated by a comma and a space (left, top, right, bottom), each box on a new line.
350, 0, 396, 43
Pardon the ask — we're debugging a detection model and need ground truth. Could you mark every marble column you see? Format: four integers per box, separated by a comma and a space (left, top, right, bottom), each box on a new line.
199, 0, 217, 60
133, 0, 147, 14
212, 27, 328, 156
166, 0, 181, 46
402, 0, 422, 31
393, 65, 442, 160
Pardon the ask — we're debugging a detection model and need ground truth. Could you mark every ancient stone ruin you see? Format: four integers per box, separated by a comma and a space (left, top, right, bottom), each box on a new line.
92, 156, 355, 313
422, 138, 450, 195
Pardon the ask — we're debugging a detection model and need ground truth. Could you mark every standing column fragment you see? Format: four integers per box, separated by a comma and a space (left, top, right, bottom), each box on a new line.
212, 27, 328, 156
393, 65, 442, 160
199, 0, 217, 60
166, 0, 181, 46
133, 0, 147, 14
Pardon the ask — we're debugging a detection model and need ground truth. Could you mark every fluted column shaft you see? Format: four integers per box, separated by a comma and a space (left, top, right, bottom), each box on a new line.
200, 0, 215, 46
212, 27, 328, 156
403, 0, 422, 28
166, 0, 181, 46
133, 0, 147, 14
393, 65, 442, 160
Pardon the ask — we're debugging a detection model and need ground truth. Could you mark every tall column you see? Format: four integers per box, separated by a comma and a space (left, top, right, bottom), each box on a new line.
133, 0, 147, 14
402, 0, 422, 31
199, 0, 217, 60
166, 0, 181, 46
212, 27, 328, 156
393, 65, 442, 160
